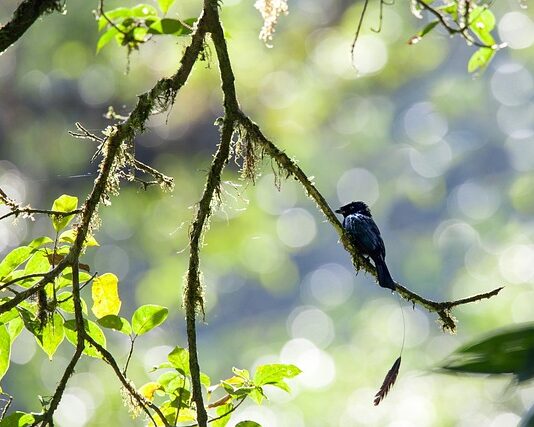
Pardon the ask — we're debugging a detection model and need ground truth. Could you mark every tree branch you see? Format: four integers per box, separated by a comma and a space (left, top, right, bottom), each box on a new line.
0, 208, 81, 222
234, 114, 502, 333
36, 262, 85, 427
0, 0, 64, 54
84, 334, 169, 427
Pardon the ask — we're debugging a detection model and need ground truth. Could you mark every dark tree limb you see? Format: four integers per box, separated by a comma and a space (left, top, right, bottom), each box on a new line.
0, 0, 64, 54
36, 262, 85, 427
234, 114, 503, 333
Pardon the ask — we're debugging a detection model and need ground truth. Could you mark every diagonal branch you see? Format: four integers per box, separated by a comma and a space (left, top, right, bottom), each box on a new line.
234, 114, 502, 333
0, 0, 64, 54
84, 334, 169, 427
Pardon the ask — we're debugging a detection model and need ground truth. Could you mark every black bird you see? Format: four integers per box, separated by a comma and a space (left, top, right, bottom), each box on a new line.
335, 201, 396, 290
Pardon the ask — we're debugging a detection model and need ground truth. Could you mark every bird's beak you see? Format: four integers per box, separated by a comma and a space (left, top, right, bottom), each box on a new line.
335, 208, 341, 214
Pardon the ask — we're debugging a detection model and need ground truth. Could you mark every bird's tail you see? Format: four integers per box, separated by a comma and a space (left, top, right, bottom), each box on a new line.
375, 258, 396, 290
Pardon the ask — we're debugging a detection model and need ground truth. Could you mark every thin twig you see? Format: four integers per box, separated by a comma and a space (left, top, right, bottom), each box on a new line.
0, 208, 81, 222
84, 334, 168, 427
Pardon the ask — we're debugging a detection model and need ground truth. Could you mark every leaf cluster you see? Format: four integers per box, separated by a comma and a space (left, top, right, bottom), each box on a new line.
96, 0, 195, 53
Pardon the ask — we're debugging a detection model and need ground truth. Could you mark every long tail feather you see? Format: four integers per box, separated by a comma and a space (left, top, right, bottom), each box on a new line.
374, 357, 401, 406
375, 258, 396, 290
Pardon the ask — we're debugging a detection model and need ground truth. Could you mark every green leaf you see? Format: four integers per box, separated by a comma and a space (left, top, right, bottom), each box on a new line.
131, 4, 158, 17
59, 229, 99, 247
232, 367, 250, 380
97, 315, 132, 335
0, 411, 36, 427
248, 387, 266, 405
7, 317, 24, 341
64, 319, 106, 358
157, 0, 175, 14
23, 250, 51, 276
441, 323, 534, 382
467, 47, 495, 73
0, 246, 33, 280
212, 403, 233, 427
200, 372, 211, 389
157, 371, 184, 393
470, 6, 496, 33
58, 270, 93, 289
51, 195, 78, 232
0, 308, 19, 325
408, 21, 439, 45
27, 236, 53, 249
132, 304, 168, 336
148, 18, 192, 36
253, 364, 301, 387
97, 27, 120, 53
57, 292, 88, 314
0, 324, 11, 381
168, 346, 190, 376
37, 313, 64, 359
236, 422, 262, 427
98, 7, 132, 31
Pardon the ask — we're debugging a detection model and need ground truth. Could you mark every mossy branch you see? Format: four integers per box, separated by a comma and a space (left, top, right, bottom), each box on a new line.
234, 114, 502, 333
0, 0, 64, 54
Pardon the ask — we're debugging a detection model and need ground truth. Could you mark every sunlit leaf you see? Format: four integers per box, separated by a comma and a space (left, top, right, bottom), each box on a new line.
157, 0, 175, 14
408, 20, 439, 45
51, 194, 78, 232
467, 47, 495, 73
132, 304, 168, 336
148, 18, 192, 36
236, 422, 262, 427
59, 228, 99, 247
37, 313, 64, 359
92, 273, 121, 318
6, 317, 24, 341
97, 27, 120, 53
157, 371, 183, 393
24, 250, 51, 276
200, 372, 211, 389
57, 292, 88, 314
98, 7, 132, 31
0, 246, 33, 280
139, 382, 162, 401
0, 411, 36, 426
131, 4, 158, 17
27, 236, 53, 250
0, 308, 19, 325
469, 6, 496, 33
0, 324, 10, 381
253, 364, 301, 387
176, 408, 196, 422
211, 403, 233, 427
168, 346, 190, 376
97, 314, 131, 335
64, 319, 106, 358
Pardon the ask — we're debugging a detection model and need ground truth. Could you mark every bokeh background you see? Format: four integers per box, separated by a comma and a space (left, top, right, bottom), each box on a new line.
1, 0, 534, 426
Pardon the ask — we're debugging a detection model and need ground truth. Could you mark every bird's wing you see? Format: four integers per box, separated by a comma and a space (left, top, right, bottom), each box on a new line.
344, 213, 386, 257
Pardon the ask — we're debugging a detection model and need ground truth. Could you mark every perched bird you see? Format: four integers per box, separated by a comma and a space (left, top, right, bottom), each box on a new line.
335, 201, 396, 290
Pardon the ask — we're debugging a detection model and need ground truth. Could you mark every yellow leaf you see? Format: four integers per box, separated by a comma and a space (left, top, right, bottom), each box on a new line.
92, 273, 121, 318
138, 382, 161, 402
177, 408, 196, 422
59, 228, 99, 247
